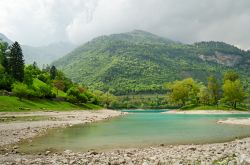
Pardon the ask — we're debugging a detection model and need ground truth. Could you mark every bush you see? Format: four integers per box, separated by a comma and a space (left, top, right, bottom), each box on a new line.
66, 95, 78, 103
0, 74, 14, 91
37, 73, 50, 83
12, 82, 32, 100
67, 86, 80, 97
37, 85, 55, 98
79, 93, 88, 103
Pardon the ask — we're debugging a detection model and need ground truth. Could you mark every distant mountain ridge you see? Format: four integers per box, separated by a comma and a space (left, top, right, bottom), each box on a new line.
0, 33, 76, 66
0, 33, 13, 45
53, 30, 250, 95
22, 42, 75, 66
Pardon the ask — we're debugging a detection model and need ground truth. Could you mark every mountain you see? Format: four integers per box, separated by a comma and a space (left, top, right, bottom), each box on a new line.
53, 30, 250, 95
22, 42, 75, 66
0, 33, 76, 66
0, 33, 13, 45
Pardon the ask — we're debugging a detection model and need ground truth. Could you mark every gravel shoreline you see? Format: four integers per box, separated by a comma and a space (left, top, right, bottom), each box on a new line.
1, 110, 250, 164
0, 110, 126, 147
1, 138, 250, 164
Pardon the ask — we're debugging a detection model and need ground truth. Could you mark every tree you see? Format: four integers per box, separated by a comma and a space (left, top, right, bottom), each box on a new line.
0, 73, 13, 91
166, 78, 200, 106
50, 65, 57, 80
23, 69, 33, 86
12, 82, 30, 100
0, 42, 10, 73
53, 80, 65, 95
32, 61, 38, 69
9, 42, 24, 82
223, 70, 239, 82
198, 86, 210, 105
207, 75, 220, 105
36, 84, 54, 98
222, 80, 245, 109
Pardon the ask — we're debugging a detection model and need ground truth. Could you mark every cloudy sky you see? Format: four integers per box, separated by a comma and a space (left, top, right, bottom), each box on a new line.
0, 0, 250, 49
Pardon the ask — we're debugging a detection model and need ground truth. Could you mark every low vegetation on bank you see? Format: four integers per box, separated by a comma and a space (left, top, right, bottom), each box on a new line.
0, 96, 102, 112
0, 41, 117, 110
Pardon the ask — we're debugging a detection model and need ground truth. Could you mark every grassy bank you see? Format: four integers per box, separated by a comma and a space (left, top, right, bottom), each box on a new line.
0, 96, 102, 112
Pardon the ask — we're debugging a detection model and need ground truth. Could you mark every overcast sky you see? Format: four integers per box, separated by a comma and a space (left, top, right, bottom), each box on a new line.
0, 0, 250, 49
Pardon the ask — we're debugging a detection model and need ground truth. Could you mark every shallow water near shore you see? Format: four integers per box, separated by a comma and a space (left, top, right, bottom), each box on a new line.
19, 110, 250, 153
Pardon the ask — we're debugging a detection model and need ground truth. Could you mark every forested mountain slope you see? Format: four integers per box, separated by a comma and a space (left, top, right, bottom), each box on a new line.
53, 30, 250, 95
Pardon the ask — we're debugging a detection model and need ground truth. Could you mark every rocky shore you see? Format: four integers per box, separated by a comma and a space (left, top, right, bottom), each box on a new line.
1, 137, 250, 164
0, 110, 126, 146
1, 110, 250, 164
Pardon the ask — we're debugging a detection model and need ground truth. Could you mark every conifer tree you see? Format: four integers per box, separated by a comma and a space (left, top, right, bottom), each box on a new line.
9, 42, 24, 81
50, 65, 57, 80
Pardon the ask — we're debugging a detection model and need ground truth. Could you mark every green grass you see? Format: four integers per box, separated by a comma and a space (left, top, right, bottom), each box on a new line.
33, 78, 46, 88
33, 78, 67, 97
0, 96, 102, 112
52, 88, 67, 97
180, 104, 249, 111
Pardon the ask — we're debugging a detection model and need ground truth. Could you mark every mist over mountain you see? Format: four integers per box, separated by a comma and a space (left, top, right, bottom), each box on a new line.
22, 42, 76, 66
53, 30, 250, 95
0, 33, 12, 45
0, 33, 76, 66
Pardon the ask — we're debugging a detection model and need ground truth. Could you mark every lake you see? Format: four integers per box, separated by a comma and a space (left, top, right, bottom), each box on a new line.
19, 110, 250, 153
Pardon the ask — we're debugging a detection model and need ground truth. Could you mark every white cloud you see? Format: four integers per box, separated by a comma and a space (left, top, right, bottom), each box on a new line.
0, 0, 250, 49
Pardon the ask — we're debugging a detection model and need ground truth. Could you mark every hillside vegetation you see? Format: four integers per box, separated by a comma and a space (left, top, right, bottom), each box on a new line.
0, 41, 111, 111
53, 30, 250, 95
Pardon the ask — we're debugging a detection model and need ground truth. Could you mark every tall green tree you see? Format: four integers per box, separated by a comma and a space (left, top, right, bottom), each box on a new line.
198, 86, 210, 105
32, 61, 38, 69
222, 80, 245, 109
50, 65, 57, 80
166, 78, 200, 106
9, 42, 24, 82
207, 75, 220, 105
0, 42, 9, 73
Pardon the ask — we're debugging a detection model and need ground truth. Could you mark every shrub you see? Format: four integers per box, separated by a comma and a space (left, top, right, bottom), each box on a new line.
37, 85, 55, 98
79, 93, 88, 103
12, 82, 32, 100
0, 74, 14, 91
66, 95, 78, 103
37, 73, 50, 83
67, 86, 80, 98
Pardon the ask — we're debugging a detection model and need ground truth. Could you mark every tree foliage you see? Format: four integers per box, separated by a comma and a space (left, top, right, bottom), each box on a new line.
222, 80, 245, 108
166, 78, 200, 106
223, 70, 239, 82
50, 65, 57, 80
9, 42, 24, 82
207, 75, 220, 105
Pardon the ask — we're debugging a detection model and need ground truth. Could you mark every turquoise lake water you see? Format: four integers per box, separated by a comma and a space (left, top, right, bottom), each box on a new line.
19, 110, 250, 153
